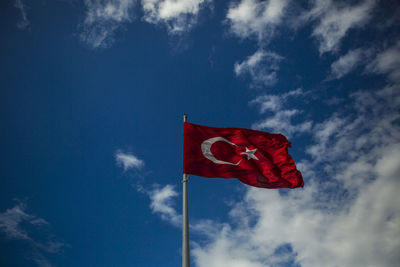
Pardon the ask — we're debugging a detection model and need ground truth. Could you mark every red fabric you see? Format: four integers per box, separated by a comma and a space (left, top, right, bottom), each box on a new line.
183, 122, 304, 189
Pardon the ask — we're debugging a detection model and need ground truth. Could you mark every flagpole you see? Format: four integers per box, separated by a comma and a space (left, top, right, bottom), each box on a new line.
182, 114, 190, 267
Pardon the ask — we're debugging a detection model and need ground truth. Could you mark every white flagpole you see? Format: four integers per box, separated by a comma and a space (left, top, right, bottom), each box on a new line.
182, 114, 190, 267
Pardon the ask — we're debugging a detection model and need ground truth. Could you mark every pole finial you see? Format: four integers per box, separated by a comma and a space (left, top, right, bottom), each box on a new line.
183, 114, 187, 122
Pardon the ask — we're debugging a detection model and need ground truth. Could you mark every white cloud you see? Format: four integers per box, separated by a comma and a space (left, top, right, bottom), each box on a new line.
115, 150, 144, 171
148, 184, 181, 226
225, 0, 376, 54
250, 88, 312, 137
252, 109, 313, 137
0, 202, 66, 266
331, 42, 400, 82
304, 0, 376, 54
0, 202, 46, 240
14, 0, 30, 30
141, 0, 209, 34
308, 85, 400, 189
250, 88, 303, 113
226, 0, 289, 41
367, 42, 400, 83
329, 48, 367, 79
234, 49, 284, 87
80, 0, 136, 49
33, 254, 53, 267
250, 94, 281, 112
146, 184, 224, 237
191, 82, 400, 267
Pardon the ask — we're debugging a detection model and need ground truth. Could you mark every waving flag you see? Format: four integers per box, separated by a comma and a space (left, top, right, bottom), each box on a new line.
183, 122, 304, 189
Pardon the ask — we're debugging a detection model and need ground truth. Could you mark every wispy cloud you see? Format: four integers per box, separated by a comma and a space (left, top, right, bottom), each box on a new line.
226, 0, 376, 54
252, 109, 312, 138
366, 41, 400, 83
226, 0, 289, 42
79, 0, 211, 48
0, 202, 46, 240
234, 49, 284, 88
148, 184, 181, 227
79, 0, 136, 49
250, 88, 312, 137
145, 184, 224, 238
250, 88, 304, 113
303, 0, 376, 54
0, 202, 66, 267
330, 42, 400, 82
33, 253, 53, 267
141, 0, 210, 34
14, 0, 30, 30
329, 48, 371, 79
115, 150, 144, 171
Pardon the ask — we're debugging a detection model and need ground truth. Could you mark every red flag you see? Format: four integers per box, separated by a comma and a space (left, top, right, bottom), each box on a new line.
183, 122, 304, 189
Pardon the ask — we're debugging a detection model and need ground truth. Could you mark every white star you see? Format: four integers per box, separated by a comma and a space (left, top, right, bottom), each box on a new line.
240, 147, 259, 160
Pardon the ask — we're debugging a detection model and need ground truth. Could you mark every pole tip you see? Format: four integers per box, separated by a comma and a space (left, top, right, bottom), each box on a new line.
183, 114, 187, 122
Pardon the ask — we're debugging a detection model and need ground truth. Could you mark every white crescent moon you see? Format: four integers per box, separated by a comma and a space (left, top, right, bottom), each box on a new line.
201, 137, 242, 165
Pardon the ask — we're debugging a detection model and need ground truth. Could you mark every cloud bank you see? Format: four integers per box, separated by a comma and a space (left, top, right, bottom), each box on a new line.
144, 79, 400, 267
191, 80, 400, 266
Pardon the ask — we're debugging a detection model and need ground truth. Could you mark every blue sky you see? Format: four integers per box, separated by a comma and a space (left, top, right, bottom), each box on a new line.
1, 0, 399, 266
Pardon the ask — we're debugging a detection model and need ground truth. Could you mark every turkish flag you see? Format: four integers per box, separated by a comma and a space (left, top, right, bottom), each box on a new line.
183, 122, 304, 189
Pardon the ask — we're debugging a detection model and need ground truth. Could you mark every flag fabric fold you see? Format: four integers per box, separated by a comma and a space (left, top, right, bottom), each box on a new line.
183, 122, 304, 189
